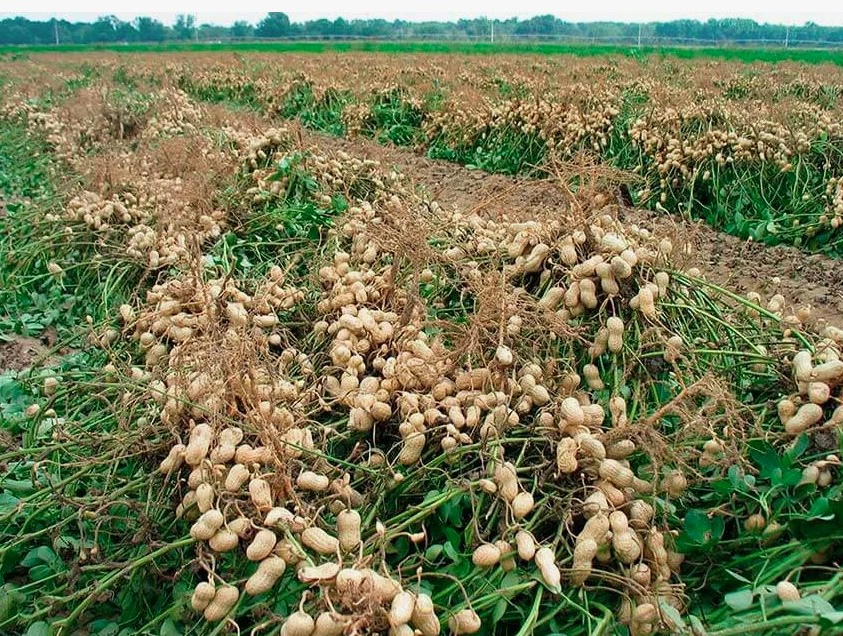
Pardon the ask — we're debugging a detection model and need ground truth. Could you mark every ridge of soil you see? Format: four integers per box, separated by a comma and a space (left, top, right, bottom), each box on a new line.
295, 126, 843, 328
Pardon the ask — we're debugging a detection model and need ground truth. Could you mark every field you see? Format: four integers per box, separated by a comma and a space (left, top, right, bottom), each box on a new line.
1, 49, 842, 636
3, 43, 843, 66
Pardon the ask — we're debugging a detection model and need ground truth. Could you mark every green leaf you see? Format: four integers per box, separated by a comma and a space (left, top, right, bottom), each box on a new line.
443, 541, 459, 563
683, 510, 710, 542
392, 536, 410, 560
444, 527, 461, 551
820, 612, 843, 624
492, 598, 508, 623
91, 622, 120, 636
807, 497, 832, 520
425, 544, 444, 561
681, 509, 724, 550
54, 535, 79, 552
450, 558, 472, 578
688, 614, 707, 634
727, 465, 750, 493
24, 622, 52, 636
725, 569, 752, 584
725, 588, 754, 612
786, 434, 810, 461
776, 467, 803, 488
0, 583, 24, 623
0, 492, 20, 514
783, 595, 836, 616
658, 600, 686, 630
750, 441, 785, 479
22, 546, 58, 569
28, 565, 54, 581
440, 495, 466, 526
501, 571, 521, 590
159, 620, 182, 636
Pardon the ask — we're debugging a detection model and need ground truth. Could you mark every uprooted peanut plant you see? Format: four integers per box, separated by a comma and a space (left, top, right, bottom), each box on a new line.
0, 57, 841, 636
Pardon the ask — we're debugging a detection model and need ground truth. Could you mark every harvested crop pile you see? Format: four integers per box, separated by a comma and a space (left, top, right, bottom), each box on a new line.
1, 72, 841, 636
127, 128, 841, 633
162, 52, 843, 256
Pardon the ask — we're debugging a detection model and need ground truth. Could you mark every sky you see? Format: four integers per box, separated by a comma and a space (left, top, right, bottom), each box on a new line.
3, 1, 843, 27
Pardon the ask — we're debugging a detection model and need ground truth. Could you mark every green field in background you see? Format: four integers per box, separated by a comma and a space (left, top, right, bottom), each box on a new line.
1, 39, 842, 64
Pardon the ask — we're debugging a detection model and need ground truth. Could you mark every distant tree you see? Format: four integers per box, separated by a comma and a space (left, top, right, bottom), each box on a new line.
515, 15, 559, 36
0, 17, 34, 44
85, 16, 122, 43
2, 13, 843, 47
256, 13, 291, 38
198, 24, 227, 40
309, 19, 333, 37
230, 20, 254, 38
358, 19, 390, 37
114, 19, 137, 42
134, 17, 167, 42
173, 14, 196, 40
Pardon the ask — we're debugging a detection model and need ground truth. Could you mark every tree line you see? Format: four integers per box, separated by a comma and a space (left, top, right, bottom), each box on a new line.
1, 13, 842, 46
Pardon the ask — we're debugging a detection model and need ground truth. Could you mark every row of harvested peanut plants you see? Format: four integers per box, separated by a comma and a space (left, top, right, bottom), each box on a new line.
0, 60, 841, 636
70, 51, 843, 255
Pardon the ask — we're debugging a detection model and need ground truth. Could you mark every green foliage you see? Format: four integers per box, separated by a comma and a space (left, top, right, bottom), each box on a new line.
0, 122, 87, 338
279, 81, 350, 136
0, 117, 55, 199
0, 361, 195, 635
63, 63, 99, 91
0, 122, 139, 340
176, 74, 261, 108
366, 88, 426, 146
212, 151, 343, 277
613, 124, 843, 255
430, 126, 546, 176
102, 86, 153, 139
4, 40, 843, 67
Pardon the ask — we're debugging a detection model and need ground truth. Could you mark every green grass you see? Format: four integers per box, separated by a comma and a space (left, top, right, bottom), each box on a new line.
2, 40, 843, 65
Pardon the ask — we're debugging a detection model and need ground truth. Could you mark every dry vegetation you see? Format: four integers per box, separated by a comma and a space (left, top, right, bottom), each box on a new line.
155, 51, 843, 253
0, 52, 842, 636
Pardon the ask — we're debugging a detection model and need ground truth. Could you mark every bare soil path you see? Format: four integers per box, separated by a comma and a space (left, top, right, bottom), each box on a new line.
295, 126, 843, 328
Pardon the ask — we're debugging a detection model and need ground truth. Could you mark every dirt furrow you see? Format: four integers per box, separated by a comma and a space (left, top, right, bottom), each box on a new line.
295, 126, 843, 328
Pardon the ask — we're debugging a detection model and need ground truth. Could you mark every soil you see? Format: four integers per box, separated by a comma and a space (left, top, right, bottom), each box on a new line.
0, 325, 63, 373
295, 126, 843, 328
624, 208, 843, 329
0, 335, 49, 372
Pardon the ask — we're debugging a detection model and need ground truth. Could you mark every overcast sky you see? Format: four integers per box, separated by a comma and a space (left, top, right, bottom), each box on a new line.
4, 1, 843, 27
